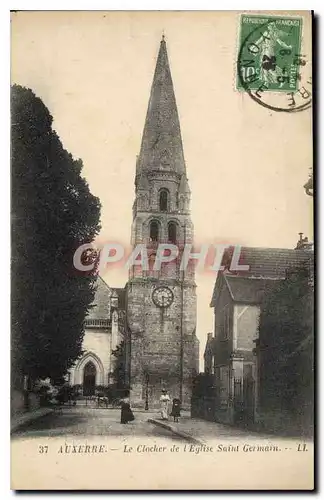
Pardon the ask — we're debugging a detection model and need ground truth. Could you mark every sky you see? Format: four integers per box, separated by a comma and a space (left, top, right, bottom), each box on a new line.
11, 11, 313, 369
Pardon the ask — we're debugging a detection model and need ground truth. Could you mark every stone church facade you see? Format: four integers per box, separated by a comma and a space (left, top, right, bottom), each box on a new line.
69, 37, 199, 407
68, 277, 126, 395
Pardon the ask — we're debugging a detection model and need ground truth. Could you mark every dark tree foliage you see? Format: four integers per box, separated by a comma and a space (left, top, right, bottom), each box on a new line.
111, 341, 127, 389
11, 84, 101, 380
258, 260, 314, 412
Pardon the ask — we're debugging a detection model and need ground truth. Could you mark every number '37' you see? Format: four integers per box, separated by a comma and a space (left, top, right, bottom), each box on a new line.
38, 445, 48, 454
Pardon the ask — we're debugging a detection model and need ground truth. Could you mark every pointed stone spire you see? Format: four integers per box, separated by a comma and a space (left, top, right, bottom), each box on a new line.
136, 36, 186, 176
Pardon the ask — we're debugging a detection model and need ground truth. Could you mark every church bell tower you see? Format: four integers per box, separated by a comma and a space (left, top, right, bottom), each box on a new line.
126, 36, 199, 408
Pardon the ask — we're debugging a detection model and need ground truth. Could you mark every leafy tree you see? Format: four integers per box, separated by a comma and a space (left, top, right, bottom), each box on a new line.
11, 85, 101, 381
258, 259, 314, 416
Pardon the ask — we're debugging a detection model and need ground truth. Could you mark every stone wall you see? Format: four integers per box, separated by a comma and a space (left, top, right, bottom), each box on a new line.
69, 328, 112, 386
234, 304, 260, 350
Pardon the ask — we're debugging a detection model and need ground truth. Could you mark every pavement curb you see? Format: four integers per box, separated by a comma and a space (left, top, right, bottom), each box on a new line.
147, 418, 204, 445
11, 408, 54, 433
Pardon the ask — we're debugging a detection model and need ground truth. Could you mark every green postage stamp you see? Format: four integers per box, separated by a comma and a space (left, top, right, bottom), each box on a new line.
237, 14, 303, 93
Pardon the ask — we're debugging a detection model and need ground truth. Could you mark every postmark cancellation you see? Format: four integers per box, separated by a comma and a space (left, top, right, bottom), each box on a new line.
237, 14, 312, 112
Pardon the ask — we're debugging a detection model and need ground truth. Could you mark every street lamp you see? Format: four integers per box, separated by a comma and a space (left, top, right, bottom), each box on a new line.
145, 372, 149, 411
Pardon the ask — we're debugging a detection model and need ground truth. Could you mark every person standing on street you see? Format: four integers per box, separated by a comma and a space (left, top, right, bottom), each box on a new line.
159, 389, 170, 420
170, 397, 181, 423
120, 391, 135, 424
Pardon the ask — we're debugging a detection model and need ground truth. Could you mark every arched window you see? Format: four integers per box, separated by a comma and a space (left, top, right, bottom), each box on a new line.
150, 220, 159, 241
159, 189, 169, 212
168, 221, 177, 243
83, 361, 96, 396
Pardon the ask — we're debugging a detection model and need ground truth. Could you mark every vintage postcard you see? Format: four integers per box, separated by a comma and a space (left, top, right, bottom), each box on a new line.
11, 10, 314, 490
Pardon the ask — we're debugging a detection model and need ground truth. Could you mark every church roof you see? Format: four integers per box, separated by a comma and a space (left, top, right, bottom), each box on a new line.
87, 276, 112, 320
85, 277, 127, 323
136, 36, 186, 176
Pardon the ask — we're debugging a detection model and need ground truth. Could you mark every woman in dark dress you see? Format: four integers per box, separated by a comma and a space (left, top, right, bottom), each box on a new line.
170, 398, 181, 423
120, 393, 135, 424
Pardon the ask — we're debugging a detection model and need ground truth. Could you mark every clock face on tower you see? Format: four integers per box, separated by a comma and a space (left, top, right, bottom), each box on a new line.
152, 286, 174, 308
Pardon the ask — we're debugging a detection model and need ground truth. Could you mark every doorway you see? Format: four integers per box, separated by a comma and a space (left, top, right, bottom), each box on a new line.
83, 361, 96, 396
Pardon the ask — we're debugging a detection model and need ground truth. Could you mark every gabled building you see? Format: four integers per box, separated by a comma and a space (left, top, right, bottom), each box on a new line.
205, 245, 313, 425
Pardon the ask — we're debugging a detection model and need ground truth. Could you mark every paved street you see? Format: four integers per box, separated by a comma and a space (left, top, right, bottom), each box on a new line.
12, 406, 312, 442
11, 406, 313, 490
12, 406, 184, 440
158, 415, 313, 443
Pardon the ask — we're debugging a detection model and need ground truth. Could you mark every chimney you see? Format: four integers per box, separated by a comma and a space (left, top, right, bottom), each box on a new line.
295, 233, 313, 250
